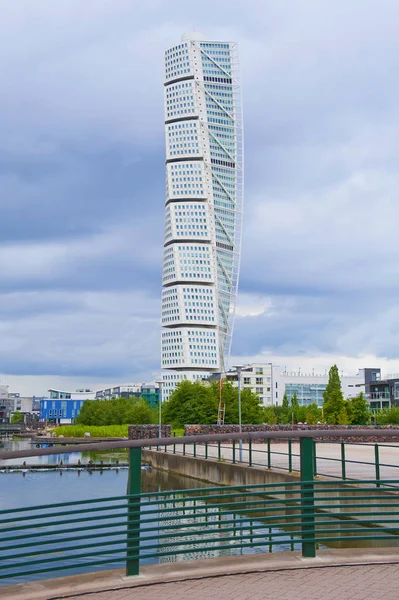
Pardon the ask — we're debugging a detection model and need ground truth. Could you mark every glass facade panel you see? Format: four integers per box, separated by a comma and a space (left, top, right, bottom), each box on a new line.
285, 384, 326, 408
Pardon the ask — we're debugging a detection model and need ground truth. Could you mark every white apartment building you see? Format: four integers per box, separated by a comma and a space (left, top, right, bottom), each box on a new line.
227, 364, 279, 406
161, 32, 244, 401
229, 365, 380, 407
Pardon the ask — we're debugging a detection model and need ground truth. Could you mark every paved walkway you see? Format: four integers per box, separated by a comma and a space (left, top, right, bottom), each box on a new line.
57, 563, 399, 600
6, 549, 399, 600
170, 442, 399, 480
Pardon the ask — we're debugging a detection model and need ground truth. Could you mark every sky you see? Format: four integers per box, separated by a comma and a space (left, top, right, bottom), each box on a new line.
2, 0, 399, 396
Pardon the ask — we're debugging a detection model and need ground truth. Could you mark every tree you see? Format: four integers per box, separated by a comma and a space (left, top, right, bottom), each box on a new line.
162, 381, 216, 427
337, 406, 349, 425
220, 382, 263, 425
263, 407, 278, 424
376, 406, 399, 425
305, 403, 322, 425
347, 393, 370, 425
76, 397, 157, 426
291, 393, 299, 409
294, 405, 307, 423
11, 412, 24, 423
278, 392, 291, 424
162, 379, 264, 427
128, 399, 156, 425
323, 365, 345, 424
282, 393, 289, 410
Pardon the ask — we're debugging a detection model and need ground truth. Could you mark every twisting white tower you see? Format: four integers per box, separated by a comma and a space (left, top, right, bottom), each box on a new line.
161, 32, 243, 400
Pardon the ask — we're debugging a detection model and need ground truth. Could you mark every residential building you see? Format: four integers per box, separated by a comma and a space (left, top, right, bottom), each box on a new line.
40, 389, 96, 424
0, 387, 35, 422
161, 32, 243, 400
95, 384, 161, 409
49, 389, 95, 400
228, 365, 381, 408
140, 384, 161, 409
0, 385, 9, 422
367, 373, 399, 410
95, 385, 142, 400
222, 364, 280, 406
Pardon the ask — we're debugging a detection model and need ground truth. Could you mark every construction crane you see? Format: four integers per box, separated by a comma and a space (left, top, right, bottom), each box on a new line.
217, 375, 225, 425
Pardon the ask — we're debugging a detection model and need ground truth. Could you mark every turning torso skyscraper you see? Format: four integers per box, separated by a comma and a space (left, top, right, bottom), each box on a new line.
161, 32, 243, 400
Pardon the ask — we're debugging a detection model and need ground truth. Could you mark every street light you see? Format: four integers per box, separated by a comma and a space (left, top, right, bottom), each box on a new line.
155, 379, 163, 439
233, 365, 245, 462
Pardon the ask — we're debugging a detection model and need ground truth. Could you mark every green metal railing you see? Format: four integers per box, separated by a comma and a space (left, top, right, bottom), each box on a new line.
163, 439, 399, 486
2, 433, 399, 585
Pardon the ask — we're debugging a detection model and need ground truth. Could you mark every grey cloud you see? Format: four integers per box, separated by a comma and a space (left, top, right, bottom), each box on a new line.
2, 0, 399, 383
0, 291, 160, 378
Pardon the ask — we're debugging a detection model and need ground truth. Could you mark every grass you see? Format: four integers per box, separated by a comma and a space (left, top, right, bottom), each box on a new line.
51, 425, 185, 439
172, 428, 185, 437
51, 425, 129, 438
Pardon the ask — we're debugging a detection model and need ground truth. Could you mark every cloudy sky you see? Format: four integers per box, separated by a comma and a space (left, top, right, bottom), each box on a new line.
2, 0, 399, 395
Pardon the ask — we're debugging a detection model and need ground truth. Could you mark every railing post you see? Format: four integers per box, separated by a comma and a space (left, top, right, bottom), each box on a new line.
205, 441, 208, 460
313, 440, 317, 476
288, 439, 292, 473
300, 437, 316, 558
218, 441, 221, 461
341, 443, 346, 480
375, 444, 380, 488
232, 440, 236, 464
183, 443, 186, 456
126, 447, 141, 576
267, 439, 271, 469
249, 439, 252, 467
193, 442, 196, 458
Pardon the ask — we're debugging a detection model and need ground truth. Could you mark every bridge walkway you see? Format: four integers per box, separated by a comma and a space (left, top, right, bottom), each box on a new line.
169, 441, 399, 480
5, 548, 399, 600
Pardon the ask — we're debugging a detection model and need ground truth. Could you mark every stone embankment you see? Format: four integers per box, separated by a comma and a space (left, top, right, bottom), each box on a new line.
184, 424, 399, 443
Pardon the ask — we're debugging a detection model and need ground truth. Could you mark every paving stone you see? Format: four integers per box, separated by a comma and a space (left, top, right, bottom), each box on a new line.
50, 564, 399, 600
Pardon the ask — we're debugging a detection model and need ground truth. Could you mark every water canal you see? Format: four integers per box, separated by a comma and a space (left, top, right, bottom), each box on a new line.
1, 436, 398, 585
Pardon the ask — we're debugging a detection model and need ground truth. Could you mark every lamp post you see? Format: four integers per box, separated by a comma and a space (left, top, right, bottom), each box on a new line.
233, 365, 244, 462
156, 379, 163, 439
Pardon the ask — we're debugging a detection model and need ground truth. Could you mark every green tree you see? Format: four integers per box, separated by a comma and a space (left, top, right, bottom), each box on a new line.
162, 380, 216, 427
76, 397, 156, 426
337, 406, 349, 425
282, 393, 289, 410
220, 382, 263, 425
323, 365, 345, 424
291, 393, 299, 409
263, 407, 278, 424
294, 405, 307, 423
376, 406, 399, 425
11, 412, 24, 423
161, 379, 264, 427
128, 399, 156, 425
305, 403, 322, 425
279, 393, 291, 424
347, 392, 370, 425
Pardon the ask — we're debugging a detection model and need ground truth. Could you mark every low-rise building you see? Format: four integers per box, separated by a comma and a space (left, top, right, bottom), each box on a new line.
95, 383, 161, 409
40, 389, 96, 424
0, 385, 9, 422
1, 387, 38, 423
227, 365, 381, 408
367, 374, 399, 410
95, 385, 142, 400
